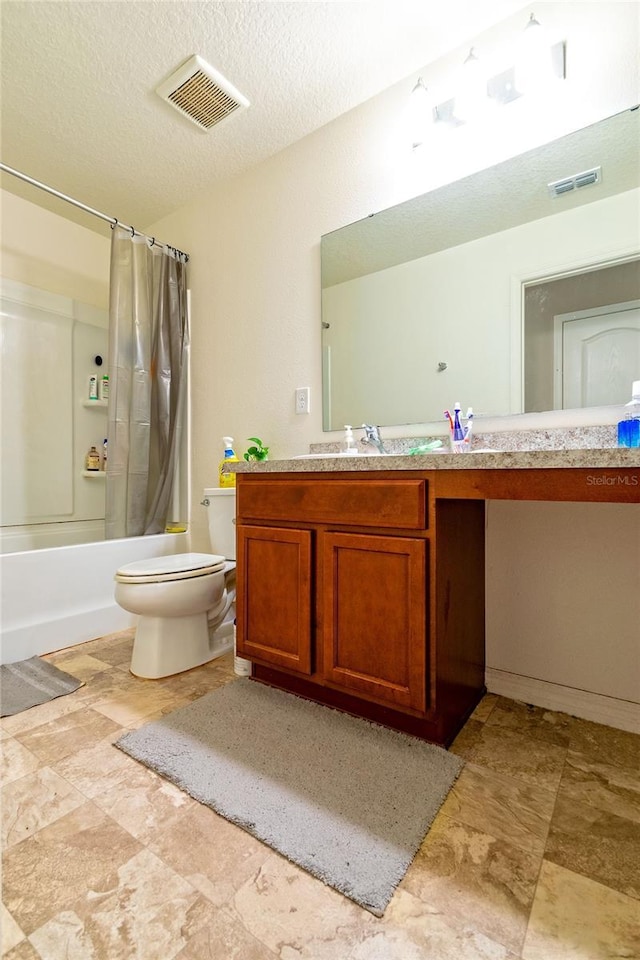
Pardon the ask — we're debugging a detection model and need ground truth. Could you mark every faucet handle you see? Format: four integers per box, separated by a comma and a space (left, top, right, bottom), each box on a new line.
361, 424, 382, 444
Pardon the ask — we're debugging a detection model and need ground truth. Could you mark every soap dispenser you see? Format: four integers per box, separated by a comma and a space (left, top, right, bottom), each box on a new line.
342, 425, 358, 455
617, 380, 640, 448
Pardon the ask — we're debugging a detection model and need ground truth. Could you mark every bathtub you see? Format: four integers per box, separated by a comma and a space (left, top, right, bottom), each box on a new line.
0, 532, 188, 664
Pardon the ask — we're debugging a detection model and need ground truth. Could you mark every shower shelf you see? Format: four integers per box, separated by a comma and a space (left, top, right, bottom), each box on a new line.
82, 471, 106, 479
82, 400, 108, 408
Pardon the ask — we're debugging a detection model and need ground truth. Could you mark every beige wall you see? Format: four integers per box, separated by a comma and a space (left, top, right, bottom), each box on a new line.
147, 1, 639, 708
0, 189, 110, 307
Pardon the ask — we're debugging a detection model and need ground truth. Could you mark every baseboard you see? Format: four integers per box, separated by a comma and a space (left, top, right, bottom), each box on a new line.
485, 668, 640, 734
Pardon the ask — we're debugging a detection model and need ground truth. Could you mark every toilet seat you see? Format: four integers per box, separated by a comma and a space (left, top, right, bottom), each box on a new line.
115, 552, 226, 585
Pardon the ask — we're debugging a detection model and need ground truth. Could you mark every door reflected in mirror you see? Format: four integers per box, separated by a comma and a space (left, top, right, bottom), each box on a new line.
321, 107, 640, 431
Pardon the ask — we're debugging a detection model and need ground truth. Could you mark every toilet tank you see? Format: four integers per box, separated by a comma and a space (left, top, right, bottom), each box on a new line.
204, 488, 236, 560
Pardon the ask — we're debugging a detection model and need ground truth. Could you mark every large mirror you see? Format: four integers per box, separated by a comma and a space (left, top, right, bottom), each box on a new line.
321, 108, 640, 431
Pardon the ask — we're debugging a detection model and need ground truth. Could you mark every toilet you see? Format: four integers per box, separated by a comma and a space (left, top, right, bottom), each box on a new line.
114, 489, 237, 679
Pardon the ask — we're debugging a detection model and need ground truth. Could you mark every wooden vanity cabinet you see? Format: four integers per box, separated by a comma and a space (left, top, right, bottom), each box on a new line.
235, 472, 485, 746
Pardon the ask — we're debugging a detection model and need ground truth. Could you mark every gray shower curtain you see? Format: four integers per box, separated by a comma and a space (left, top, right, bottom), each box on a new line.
105, 226, 189, 539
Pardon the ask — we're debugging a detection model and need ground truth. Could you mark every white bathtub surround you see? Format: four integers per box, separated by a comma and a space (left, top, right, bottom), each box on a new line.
0, 532, 188, 664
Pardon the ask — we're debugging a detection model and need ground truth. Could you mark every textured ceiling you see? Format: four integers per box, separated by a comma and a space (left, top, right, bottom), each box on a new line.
0, 0, 527, 233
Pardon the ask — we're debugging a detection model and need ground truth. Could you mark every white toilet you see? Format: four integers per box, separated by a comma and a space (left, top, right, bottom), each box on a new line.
114, 489, 237, 679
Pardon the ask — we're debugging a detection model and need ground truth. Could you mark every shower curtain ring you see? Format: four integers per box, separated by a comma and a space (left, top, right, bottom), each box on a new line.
130, 225, 135, 238
111, 218, 118, 230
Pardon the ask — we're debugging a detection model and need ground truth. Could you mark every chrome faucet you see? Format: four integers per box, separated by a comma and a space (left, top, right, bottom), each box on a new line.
361, 424, 387, 455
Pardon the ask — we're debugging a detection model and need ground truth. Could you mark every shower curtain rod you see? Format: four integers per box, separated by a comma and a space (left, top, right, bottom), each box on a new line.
0, 162, 189, 262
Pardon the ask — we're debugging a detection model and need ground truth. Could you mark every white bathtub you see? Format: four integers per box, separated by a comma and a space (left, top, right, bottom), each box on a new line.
0, 532, 188, 664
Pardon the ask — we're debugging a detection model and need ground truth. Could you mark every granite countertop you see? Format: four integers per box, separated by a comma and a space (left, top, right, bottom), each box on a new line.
233, 447, 640, 474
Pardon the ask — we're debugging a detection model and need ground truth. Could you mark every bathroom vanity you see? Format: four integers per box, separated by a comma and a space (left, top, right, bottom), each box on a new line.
234, 450, 639, 745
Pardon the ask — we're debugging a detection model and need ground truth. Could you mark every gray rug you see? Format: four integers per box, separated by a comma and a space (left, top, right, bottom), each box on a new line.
0, 656, 84, 717
115, 679, 463, 915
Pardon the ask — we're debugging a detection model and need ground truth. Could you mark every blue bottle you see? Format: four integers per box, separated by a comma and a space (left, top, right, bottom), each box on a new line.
617, 381, 640, 448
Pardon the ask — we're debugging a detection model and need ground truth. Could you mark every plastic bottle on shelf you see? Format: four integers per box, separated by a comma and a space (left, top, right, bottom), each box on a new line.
617, 380, 640, 448
99, 375, 109, 401
218, 437, 239, 488
85, 445, 101, 470
102, 439, 108, 471
88, 375, 98, 400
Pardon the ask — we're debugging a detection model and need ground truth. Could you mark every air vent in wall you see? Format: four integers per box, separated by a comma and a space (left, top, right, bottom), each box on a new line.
547, 166, 602, 198
156, 55, 249, 132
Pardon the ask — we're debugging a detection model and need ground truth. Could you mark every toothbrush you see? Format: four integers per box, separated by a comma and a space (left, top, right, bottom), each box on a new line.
452, 403, 465, 442
443, 410, 454, 431
464, 407, 474, 443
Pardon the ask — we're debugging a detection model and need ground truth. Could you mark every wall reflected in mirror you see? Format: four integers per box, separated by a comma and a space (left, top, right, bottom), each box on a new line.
321, 107, 640, 432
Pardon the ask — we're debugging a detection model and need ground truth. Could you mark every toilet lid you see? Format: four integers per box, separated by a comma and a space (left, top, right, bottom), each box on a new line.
115, 552, 226, 584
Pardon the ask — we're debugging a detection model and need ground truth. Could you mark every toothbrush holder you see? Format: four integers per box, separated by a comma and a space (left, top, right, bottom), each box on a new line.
449, 437, 472, 454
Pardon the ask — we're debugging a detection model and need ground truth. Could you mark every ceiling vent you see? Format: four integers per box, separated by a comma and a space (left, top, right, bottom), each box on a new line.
156, 55, 249, 132
547, 166, 602, 198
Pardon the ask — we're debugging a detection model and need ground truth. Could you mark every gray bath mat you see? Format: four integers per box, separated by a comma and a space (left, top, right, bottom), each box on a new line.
0, 656, 84, 717
115, 679, 463, 915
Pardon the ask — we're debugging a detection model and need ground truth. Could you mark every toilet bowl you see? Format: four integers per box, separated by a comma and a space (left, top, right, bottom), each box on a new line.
114, 490, 237, 679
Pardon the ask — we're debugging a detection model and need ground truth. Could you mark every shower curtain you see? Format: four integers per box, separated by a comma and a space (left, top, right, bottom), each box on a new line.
106, 226, 189, 539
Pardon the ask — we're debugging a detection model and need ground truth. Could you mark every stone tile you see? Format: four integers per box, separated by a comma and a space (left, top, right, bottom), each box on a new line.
1, 901, 26, 955
70, 628, 134, 658
146, 801, 271, 908
42, 651, 113, 680
352, 889, 521, 960
485, 698, 572, 747
439, 762, 555, 856
522, 860, 640, 960
1, 940, 41, 960
400, 812, 541, 955
2, 766, 86, 849
90, 754, 198, 838
231, 867, 521, 960
0, 690, 87, 739
468, 694, 498, 724
81, 634, 134, 667
449, 718, 485, 756
544, 794, 640, 900
448, 720, 568, 793
52, 735, 141, 798
2, 801, 142, 935
568, 715, 640, 770
174, 906, 279, 959
1, 737, 41, 786
28, 848, 218, 960
229, 851, 370, 955
14, 707, 123, 764
557, 747, 640, 825
92, 681, 194, 726
74, 667, 146, 705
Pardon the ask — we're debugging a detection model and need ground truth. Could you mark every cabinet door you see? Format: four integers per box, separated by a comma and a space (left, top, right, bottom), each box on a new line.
322, 532, 427, 712
236, 524, 313, 675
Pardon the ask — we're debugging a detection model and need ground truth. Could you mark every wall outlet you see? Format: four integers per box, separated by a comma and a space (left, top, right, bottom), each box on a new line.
295, 387, 310, 415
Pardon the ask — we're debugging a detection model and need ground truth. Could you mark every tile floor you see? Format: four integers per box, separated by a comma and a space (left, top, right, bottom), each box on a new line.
2, 630, 639, 959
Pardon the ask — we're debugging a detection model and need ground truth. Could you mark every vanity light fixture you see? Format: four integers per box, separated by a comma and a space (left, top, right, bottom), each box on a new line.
408, 76, 433, 148
411, 11, 566, 144
453, 47, 489, 124
514, 12, 554, 95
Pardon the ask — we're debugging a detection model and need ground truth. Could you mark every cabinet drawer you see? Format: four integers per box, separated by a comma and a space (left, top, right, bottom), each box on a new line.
238, 478, 428, 529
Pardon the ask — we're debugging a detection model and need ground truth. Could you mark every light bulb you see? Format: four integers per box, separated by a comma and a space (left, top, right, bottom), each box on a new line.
514, 12, 553, 95
408, 77, 432, 149
454, 47, 488, 123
